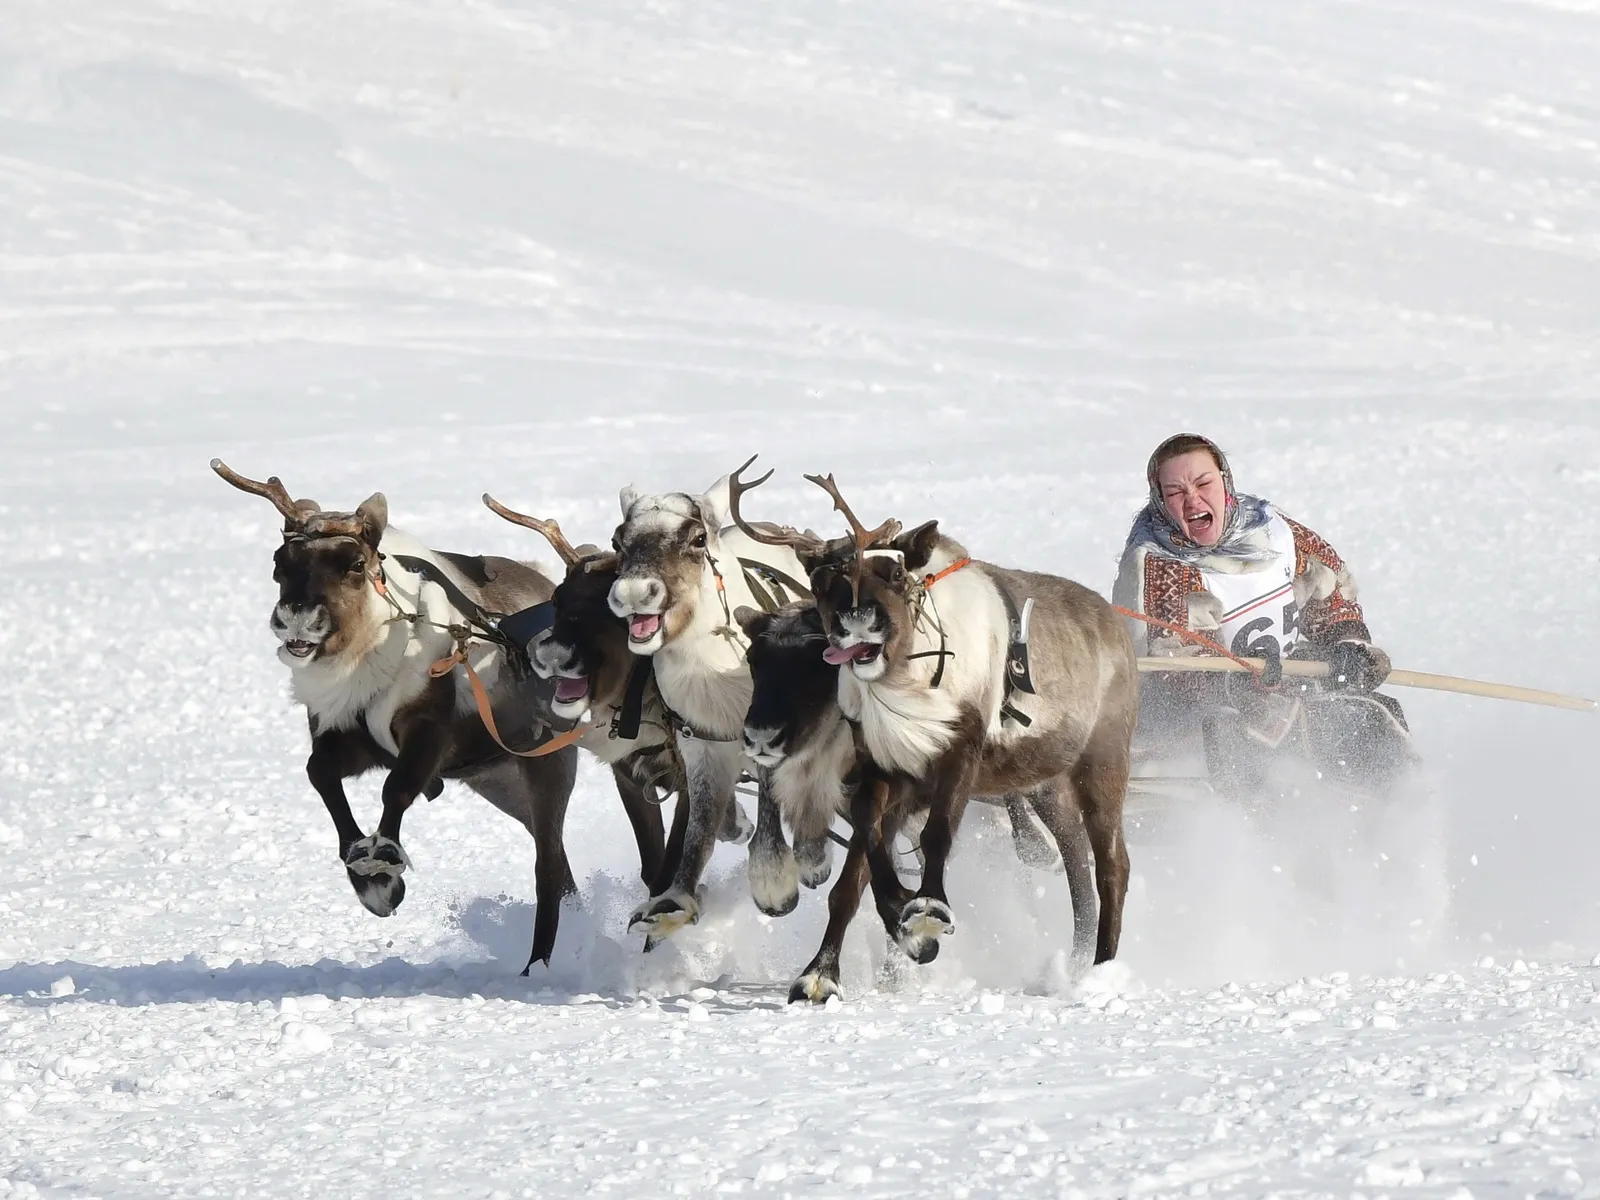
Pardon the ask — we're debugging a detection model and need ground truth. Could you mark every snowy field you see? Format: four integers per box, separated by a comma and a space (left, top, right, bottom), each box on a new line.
4, 0, 1600, 1194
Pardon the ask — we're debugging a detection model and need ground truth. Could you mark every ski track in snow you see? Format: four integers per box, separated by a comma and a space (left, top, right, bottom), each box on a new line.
3, 0, 1600, 1195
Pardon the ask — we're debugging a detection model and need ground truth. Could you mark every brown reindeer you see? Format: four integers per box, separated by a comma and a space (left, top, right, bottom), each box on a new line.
729, 466, 1138, 1001
213, 460, 657, 973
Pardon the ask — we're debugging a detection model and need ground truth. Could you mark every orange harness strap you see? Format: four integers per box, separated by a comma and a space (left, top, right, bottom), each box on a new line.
1111, 603, 1262, 674
922, 556, 972, 589
429, 648, 587, 759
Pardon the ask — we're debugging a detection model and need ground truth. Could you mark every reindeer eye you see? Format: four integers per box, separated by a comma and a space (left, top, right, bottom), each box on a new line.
347, 557, 366, 574
690, 529, 707, 550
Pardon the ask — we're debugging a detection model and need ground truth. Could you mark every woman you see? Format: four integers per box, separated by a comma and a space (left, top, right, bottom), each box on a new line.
1112, 433, 1414, 796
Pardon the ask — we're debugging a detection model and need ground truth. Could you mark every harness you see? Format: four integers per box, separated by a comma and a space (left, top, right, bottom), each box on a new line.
372, 552, 584, 760
881, 556, 1038, 728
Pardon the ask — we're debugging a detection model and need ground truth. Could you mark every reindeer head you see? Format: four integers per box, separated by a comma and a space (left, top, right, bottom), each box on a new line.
606, 474, 736, 655
735, 602, 837, 767
726, 464, 941, 685
212, 459, 390, 670
483, 495, 624, 722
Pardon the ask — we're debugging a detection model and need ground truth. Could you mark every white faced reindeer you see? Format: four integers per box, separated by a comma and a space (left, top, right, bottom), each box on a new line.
603, 457, 813, 938
729, 470, 1138, 1001
480, 497, 758, 913
213, 461, 657, 973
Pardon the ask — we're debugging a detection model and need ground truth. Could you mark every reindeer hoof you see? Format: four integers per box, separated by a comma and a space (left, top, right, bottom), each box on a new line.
718, 800, 754, 846
787, 971, 841, 1005
345, 834, 410, 876
344, 836, 410, 917
795, 836, 833, 889
748, 847, 800, 917
627, 890, 700, 940
348, 869, 406, 917
897, 898, 954, 962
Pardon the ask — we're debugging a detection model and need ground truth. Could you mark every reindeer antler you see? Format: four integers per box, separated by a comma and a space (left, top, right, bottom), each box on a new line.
482, 493, 582, 567
726, 454, 827, 556
210, 458, 316, 527
804, 473, 901, 552
804, 472, 902, 604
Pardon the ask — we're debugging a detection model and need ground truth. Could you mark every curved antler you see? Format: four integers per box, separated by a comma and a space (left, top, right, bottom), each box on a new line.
482, 493, 582, 567
210, 458, 315, 527
804, 472, 901, 554
726, 454, 827, 556
804, 472, 902, 604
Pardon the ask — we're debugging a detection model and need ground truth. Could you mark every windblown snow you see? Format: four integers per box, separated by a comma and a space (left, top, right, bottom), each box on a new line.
3, 0, 1600, 1195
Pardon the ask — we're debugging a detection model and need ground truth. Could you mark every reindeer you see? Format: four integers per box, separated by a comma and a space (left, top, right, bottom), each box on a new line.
212, 461, 656, 973
479, 496, 756, 915
728, 468, 1138, 1001
602, 458, 815, 938
735, 599, 1098, 1001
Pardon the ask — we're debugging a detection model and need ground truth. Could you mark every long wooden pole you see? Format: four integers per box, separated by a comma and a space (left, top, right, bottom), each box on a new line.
1137, 656, 1596, 713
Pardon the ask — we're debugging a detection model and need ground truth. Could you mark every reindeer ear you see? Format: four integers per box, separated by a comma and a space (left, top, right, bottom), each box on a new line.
896, 521, 941, 572
356, 492, 388, 548
699, 473, 732, 532
733, 605, 766, 637
619, 485, 640, 517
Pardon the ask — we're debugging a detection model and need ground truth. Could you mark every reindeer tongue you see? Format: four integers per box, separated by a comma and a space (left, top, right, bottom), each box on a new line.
554, 676, 588, 703
823, 644, 873, 666
629, 614, 662, 641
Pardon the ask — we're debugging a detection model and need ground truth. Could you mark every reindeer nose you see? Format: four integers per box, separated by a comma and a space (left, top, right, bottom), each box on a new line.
638, 579, 666, 608
743, 726, 785, 758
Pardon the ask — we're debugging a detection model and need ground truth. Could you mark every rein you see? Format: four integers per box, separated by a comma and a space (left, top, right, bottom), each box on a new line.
1111, 604, 1264, 675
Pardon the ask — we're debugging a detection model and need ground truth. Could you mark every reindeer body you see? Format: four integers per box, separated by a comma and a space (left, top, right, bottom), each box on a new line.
215, 462, 666, 975
810, 528, 1135, 982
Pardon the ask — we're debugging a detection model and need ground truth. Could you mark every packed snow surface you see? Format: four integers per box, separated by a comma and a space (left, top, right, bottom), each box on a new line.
4, 0, 1600, 1194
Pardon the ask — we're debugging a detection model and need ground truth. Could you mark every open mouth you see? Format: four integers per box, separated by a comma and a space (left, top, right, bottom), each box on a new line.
1186, 511, 1215, 537
823, 643, 881, 667
284, 640, 317, 659
628, 614, 663, 643
554, 675, 589, 704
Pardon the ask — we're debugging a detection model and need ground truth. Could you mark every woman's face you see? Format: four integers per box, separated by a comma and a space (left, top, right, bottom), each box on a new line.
1156, 449, 1228, 546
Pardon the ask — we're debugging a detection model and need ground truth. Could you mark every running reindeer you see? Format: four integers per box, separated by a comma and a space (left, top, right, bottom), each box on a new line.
602, 463, 814, 938
212, 460, 659, 972
479, 495, 759, 917
728, 465, 1139, 1001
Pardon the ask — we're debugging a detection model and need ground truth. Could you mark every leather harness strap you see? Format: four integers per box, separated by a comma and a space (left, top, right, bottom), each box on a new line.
428, 646, 586, 759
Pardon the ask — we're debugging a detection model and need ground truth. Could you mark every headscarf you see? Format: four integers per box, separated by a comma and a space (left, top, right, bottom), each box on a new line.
1123, 433, 1277, 566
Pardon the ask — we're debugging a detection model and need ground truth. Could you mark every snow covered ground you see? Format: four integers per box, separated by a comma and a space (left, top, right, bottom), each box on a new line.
4, 0, 1600, 1194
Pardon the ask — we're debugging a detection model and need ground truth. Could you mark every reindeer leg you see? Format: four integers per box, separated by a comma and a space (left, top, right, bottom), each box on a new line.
897, 751, 979, 960
343, 719, 451, 919
305, 729, 394, 916
747, 771, 799, 917
627, 739, 738, 941
789, 782, 890, 1003
520, 752, 578, 973
611, 766, 666, 892
1073, 728, 1133, 963
1027, 778, 1099, 975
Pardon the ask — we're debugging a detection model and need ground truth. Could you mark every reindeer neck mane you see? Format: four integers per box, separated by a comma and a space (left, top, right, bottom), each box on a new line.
290, 528, 487, 752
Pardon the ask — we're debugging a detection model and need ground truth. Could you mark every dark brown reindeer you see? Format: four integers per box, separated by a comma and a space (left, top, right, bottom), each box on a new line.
729, 467, 1138, 1001
213, 460, 651, 973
